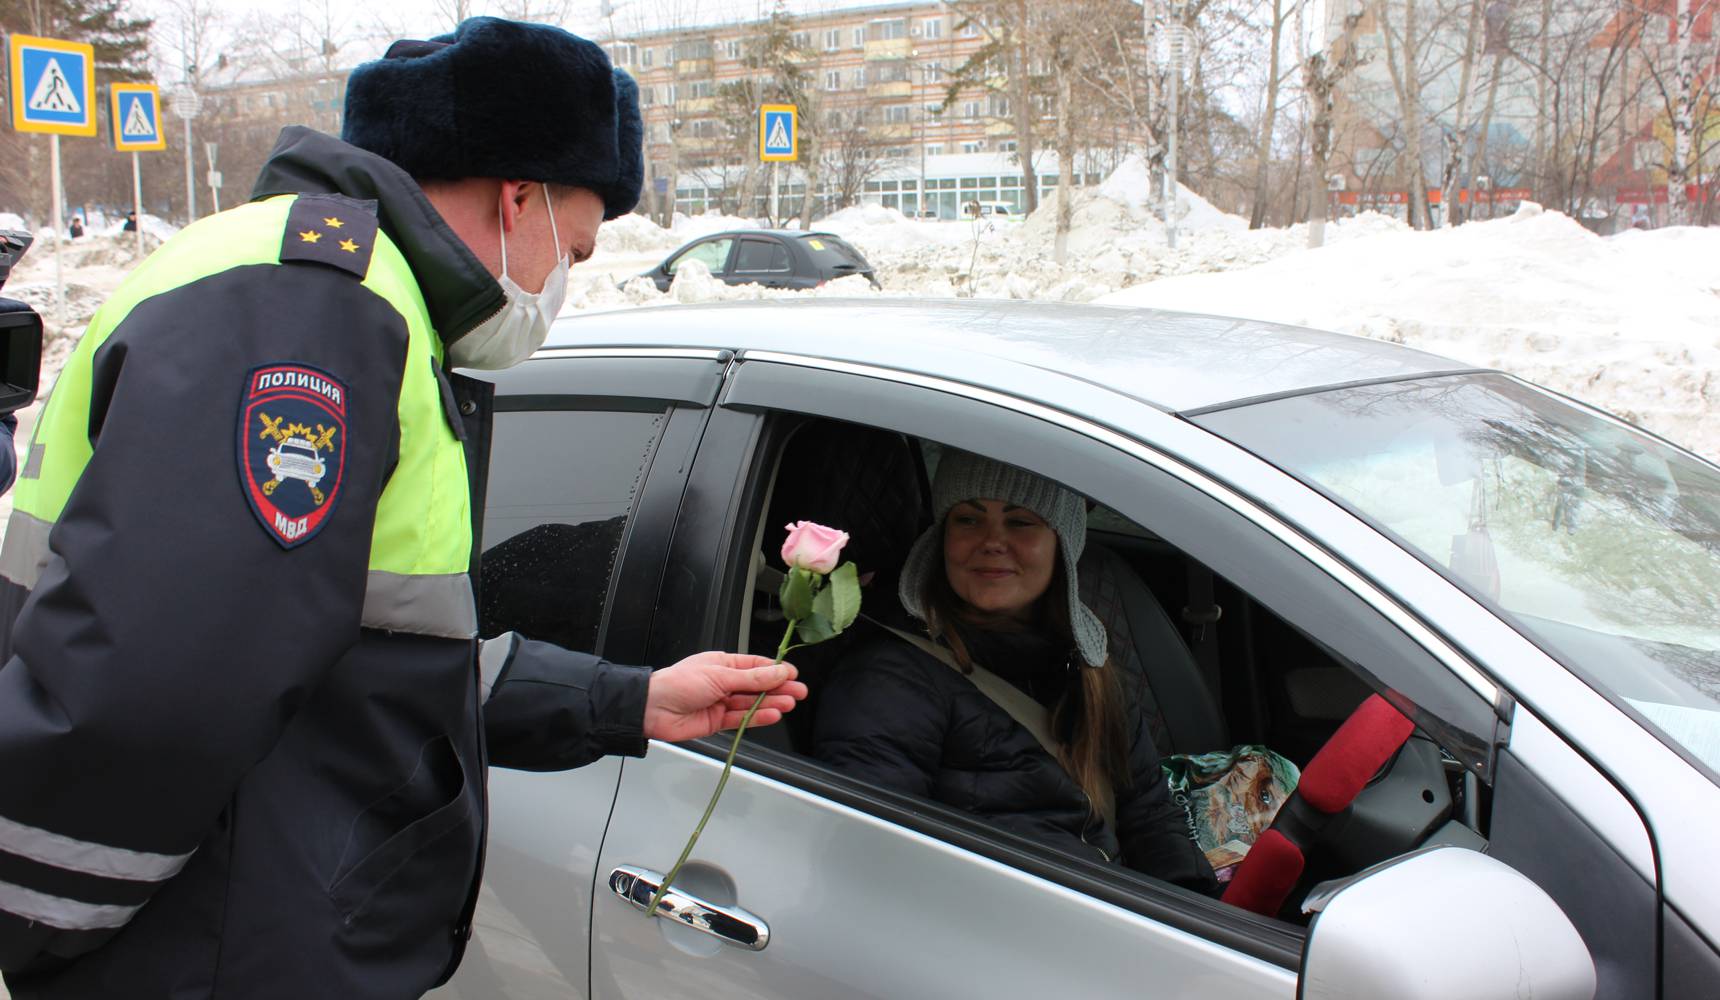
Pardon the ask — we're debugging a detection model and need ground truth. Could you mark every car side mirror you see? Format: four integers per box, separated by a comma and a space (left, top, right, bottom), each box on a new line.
1299, 847, 1594, 1000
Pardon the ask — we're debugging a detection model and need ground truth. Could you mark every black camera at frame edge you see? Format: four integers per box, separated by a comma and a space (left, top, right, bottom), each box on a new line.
0, 230, 46, 418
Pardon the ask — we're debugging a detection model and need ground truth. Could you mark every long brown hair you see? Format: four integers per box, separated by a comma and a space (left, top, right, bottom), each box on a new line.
923, 554, 1132, 818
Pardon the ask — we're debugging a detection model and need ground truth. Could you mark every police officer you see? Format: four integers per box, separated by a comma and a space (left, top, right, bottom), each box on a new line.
0, 18, 805, 999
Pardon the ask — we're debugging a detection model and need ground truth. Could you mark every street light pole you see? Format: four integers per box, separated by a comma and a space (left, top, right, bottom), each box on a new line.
914, 51, 927, 218
171, 88, 202, 223
1164, 4, 1184, 250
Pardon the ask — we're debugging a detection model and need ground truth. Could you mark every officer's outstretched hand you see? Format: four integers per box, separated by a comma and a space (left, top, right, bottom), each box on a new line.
643, 653, 808, 743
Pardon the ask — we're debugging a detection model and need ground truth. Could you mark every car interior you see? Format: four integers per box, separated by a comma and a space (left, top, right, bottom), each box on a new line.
730, 415, 1494, 926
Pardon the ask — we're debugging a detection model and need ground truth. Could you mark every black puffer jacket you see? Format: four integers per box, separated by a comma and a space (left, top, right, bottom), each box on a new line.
813, 626, 1218, 895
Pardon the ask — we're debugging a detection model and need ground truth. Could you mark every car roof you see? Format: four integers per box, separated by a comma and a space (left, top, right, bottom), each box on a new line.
542, 298, 1482, 413
677, 229, 839, 242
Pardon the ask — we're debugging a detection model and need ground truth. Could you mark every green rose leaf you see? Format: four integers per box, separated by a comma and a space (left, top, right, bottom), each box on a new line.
796, 611, 837, 646
827, 562, 862, 632
780, 566, 815, 622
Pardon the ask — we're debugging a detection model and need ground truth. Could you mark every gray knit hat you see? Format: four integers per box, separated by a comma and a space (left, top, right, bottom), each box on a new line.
899, 450, 1108, 667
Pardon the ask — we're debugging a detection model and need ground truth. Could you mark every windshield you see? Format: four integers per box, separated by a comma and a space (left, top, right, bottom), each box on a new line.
1195, 373, 1720, 781
799, 234, 870, 272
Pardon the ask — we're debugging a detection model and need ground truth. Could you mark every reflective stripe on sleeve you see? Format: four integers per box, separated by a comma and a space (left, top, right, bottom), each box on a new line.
361, 570, 477, 640
0, 878, 142, 930
0, 509, 54, 589
0, 812, 193, 882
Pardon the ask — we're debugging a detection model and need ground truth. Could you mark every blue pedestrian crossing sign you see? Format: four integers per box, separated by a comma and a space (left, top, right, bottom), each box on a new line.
8, 34, 97, 137
111, 83, 165, 151
759, 104, 797, 162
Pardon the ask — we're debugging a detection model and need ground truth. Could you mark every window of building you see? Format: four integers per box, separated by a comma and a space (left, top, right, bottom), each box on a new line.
875, 60, 910, 83
853, 26, 866, 47
663, 46, 675, 64
851, 67, 867, 87
640, 85, 654, 106
926, 144, 944, 156
962, 100, 980, 119
824, 69, 842, 90
687, 80, 713, 99
920, 18, 943, 39
642, 47, 654, 67
673, 40, 713, 61
791, 31, 811, 49
824, 28, 842, 50
961, 141, 982, 154
726, 39, 742, 59
959, 18, 980, 38
988, 94, 1010, 117
885, 146, 911, 158
999, 141, 1017, 152
924, 62, 944, 83
608, 43, 635, 66
884, 104, 911, 123
870, 18, 908, 40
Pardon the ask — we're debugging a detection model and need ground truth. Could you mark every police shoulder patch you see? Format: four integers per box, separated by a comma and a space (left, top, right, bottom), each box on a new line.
238, 363, 349, 549
279, 193, 379, 279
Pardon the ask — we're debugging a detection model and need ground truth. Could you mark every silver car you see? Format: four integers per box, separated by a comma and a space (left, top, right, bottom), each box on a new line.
434, 300, 1720, 1000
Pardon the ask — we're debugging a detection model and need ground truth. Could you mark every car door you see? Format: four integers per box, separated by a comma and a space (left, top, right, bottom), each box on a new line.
660, 237, 737, 289
727, 238, 796, 289
430, 348, 728, 1000
585, 355, 1511, 998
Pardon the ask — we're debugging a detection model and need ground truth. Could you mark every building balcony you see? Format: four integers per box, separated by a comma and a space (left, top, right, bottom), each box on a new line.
869, 79, 913, 99
865, 37, 912, 60
871, 122, 912, 140
679, 96, 715, 113
675, 59, 713, 77
985, 119, 1015, 137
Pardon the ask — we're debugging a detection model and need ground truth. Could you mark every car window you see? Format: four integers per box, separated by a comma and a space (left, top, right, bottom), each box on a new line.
732, 238, 791, 273
480, 407, 667, 653
798, 234, 870, 273
667, 237, 733, 275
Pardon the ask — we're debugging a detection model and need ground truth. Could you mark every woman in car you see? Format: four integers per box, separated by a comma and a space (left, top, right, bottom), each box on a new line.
814, 451, 1218, 895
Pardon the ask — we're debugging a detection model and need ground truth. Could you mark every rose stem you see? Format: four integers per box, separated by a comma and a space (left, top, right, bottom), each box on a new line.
647, 620, 795, 915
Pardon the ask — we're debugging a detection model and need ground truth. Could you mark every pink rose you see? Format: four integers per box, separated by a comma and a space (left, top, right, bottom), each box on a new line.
781, 521, 849, 574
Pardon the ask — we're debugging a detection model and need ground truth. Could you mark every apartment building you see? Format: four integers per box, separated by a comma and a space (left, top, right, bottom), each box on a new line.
611, 1, 1049, 219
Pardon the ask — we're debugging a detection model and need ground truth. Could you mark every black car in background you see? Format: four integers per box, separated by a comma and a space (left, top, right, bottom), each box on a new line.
640, 229, 880, 292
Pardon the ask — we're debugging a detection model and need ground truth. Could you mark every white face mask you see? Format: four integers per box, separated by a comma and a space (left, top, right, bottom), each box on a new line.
449, 189, 570, 371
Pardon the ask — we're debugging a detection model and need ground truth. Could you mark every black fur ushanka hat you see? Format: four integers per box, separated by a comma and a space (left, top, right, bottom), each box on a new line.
343, 17, 643, 219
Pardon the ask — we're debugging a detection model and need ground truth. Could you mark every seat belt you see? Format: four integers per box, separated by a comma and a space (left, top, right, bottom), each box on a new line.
873, 620, 1116, 828
1181, 562, 1223, 703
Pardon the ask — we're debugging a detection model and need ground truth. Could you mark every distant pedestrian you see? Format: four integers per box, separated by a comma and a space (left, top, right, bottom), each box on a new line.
66, 216, 83, 239
122, 211, 137, 232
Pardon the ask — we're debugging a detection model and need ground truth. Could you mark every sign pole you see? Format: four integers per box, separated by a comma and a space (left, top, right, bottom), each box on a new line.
771, 162, 780, 226
49, 134, 65, 323
183, 113, 195, 222
131, 151, 145, 257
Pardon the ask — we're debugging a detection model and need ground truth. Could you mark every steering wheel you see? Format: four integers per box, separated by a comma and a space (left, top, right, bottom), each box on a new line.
1222, 694, 1415, 917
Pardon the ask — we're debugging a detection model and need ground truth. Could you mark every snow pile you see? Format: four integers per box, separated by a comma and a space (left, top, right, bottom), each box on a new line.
595, 213, 679, 256
817, 203, 976, 256
0, 213, 23, 232
1022, 154, 1249, 257
671, 210, 759, 240
1098, 203, 1720, 458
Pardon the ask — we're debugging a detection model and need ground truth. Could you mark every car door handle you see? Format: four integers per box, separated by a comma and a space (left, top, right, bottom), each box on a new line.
608, 865, 770, 951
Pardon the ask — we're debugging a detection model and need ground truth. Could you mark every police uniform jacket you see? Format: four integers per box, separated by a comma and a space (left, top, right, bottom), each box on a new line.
0, 127, 652, 998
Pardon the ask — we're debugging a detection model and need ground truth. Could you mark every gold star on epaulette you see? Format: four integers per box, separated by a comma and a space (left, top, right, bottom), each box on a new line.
339, 239, 360, 253
299, 229, 323, 244
323, 216, 345, 229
